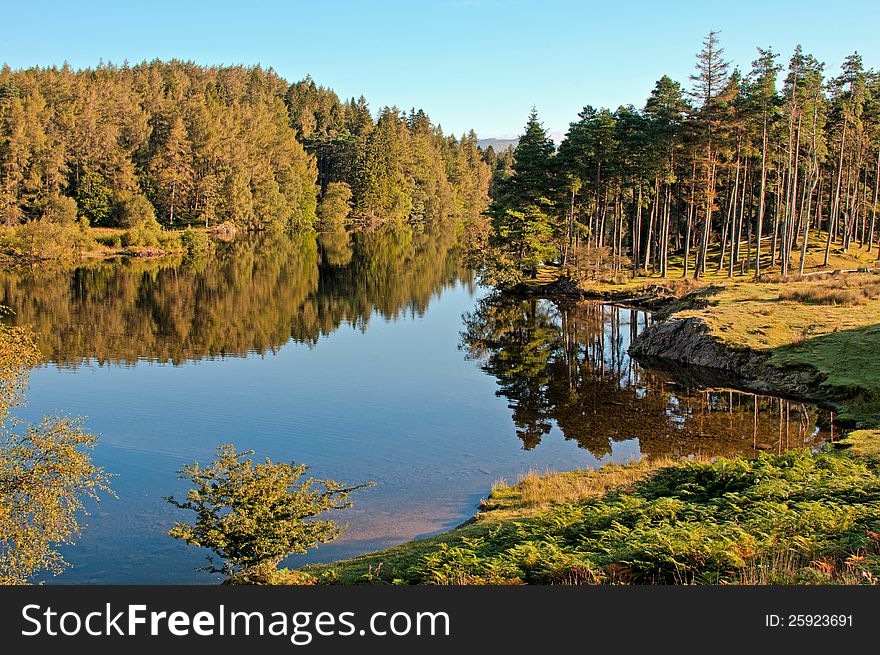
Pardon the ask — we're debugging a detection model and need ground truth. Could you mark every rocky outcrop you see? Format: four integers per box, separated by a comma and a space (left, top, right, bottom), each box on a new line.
630, 316, 834, 408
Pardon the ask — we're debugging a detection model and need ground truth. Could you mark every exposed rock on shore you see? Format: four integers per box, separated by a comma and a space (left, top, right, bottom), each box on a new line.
630, 315, 833, 410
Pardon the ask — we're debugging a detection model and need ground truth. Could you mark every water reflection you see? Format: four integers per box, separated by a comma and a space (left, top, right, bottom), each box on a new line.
460, 296, 832, 459
0, 220, 470, 367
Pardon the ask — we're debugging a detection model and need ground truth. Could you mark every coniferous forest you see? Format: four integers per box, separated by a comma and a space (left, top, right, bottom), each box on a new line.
483, 33, 880, 286
0, 61, 490, 236
4, 34, 878, 286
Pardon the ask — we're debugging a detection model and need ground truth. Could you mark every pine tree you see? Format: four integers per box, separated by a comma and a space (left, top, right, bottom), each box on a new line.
689, 31, 731, 278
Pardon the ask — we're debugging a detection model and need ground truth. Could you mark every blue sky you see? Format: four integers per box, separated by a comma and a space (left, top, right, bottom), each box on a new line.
3, 0, 878, 138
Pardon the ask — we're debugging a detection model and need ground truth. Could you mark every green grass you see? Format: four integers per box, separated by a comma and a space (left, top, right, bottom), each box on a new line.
301, 450, 880, 585
665, 272, 880, 426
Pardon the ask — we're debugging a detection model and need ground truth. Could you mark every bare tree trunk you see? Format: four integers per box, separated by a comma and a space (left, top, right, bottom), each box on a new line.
825, 120, 847, 265
799, 181, 814, 275
737, 160, 750, 273
771, 174, 783, 266
633, 184, 642, 275
755, 117, 768, 280
783, 115, 802, 275
798, 96, 821, 275
842, 160, 854, 251
643, 176, 659, 272
683, 160, 696, 278
611, 191, 619, 268
695, 158, 716, 280
617, 195, 624, 273
720, 164, 738, 275
563, 186, 576, 266
660, 185, 671, 278
870, 149, 879, 253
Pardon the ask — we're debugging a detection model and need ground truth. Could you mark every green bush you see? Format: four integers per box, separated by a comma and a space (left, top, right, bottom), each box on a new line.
121, 221, 160, 249
0, 219, 96, 261
118, 194, 157, 229
180, 227, 214, 258
165, 444, 372, 582
121, 211, 181, 252
41, 195, 79, 224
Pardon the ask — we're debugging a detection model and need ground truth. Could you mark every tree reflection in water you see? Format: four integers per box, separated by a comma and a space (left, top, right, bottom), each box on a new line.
460, 294, 832, 459
0, 219, 471, 367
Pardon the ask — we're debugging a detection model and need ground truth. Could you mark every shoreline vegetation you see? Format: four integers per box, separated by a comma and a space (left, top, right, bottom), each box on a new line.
299, 255, 880, 586
302, 442, 880, 585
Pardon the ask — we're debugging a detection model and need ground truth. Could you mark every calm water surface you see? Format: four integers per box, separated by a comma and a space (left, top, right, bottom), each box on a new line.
0, 223, 833, 583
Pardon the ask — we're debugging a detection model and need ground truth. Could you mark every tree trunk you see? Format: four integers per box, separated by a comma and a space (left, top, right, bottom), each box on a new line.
633, 184, 642, 275
870, 149, 879, 253
755, 116, 768, 280
684, 159, 696, 278
825, 120, 847, 265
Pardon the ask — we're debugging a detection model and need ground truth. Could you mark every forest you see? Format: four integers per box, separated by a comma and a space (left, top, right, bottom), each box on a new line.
483, 32, 880, 286
0, 60, 490, 244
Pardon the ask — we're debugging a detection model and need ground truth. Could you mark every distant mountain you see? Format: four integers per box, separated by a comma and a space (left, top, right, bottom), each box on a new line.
478, 132, 566, 152
477, 137, 518, 152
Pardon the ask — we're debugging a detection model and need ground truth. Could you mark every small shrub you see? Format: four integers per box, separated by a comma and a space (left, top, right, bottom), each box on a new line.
121, 213, 180, 252
121, 221, 160, 249
2, 219, 96, 261
165, 444, 373, 581
118, 194, 157, 229
180, 227, 214, 258
41, 195, 78, 224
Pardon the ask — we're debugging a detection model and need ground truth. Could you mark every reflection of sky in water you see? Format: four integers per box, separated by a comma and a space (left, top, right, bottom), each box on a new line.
16, 283, 610, 583
10, 280, 832, 584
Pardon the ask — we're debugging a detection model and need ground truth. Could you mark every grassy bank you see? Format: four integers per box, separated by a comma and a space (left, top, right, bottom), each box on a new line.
521, 231, 879, 298
0, 223, 219, 262
301, 447, 880, 585
519, 237, 880, 426
669, 273, 880, 425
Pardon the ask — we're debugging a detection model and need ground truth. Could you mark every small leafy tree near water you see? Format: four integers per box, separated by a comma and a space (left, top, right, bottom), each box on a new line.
165, 444, 372, 584
0, 311, 112, 584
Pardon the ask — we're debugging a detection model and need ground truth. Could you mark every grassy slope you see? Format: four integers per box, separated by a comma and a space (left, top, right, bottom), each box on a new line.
672, 275, 880, 425
524, 231, 878, 294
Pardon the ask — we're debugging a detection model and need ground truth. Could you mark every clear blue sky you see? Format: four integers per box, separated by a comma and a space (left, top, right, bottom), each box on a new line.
3, 0, 878, 139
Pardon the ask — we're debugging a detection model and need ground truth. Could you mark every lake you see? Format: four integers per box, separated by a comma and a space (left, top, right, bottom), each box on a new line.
0, 221, 833, 583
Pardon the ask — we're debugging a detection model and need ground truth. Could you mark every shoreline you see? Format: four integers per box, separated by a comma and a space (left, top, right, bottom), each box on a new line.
507, 270, 876, 427
296, 272, 880, 584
